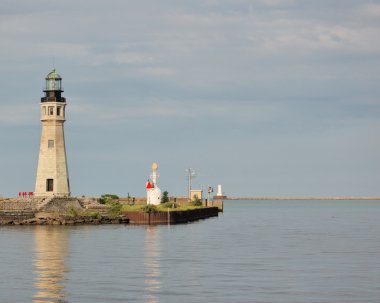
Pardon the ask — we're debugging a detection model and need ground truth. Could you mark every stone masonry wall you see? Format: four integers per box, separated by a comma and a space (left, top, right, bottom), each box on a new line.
0, 210, 36, 222
0, 198, 40, 210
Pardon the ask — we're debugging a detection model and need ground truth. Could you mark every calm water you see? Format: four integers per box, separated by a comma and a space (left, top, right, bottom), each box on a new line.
1, 200, 380, 303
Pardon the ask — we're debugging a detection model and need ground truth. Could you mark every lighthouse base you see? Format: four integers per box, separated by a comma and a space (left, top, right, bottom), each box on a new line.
147, 188, 162, 205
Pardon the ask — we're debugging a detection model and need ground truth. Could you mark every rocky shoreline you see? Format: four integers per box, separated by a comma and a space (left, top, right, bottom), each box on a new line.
0, 214, 129, 226
0, 197, 126, 225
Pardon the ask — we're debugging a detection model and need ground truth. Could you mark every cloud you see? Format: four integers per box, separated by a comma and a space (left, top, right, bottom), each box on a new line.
66, 98, 281, 127
0, 103, 38, 125
136, 67, 176, 77
244, 19, 380, 55
361, 3, 380, 17
258, 0, 296, 7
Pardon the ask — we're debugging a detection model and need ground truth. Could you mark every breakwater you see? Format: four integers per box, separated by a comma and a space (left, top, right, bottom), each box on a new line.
0, 197, 220, 225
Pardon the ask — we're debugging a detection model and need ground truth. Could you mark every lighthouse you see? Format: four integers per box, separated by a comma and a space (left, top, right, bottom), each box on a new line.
146, 163, 162, 205
34, 69, 70, 197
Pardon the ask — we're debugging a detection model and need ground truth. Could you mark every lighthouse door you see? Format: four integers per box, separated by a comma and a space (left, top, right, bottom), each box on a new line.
46, 179, 54, 192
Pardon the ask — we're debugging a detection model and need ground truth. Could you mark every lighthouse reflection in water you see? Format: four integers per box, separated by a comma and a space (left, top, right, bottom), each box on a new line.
144, 226, 161, 303
31, 226, 162, 302
33, 226, 68, 303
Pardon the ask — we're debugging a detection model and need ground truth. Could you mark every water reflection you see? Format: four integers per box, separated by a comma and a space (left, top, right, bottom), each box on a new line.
144, 226, 161, 303
33, 226, 68, 303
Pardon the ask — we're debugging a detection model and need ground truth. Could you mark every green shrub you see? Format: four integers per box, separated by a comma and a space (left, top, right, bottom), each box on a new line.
104, 194, 119, 199
161, 191, 169, 203
191, 196, 202, 207
67, 206, 79, 217
141, 204, 158, 214
99, 194, 119, 204
108, 201, 122, 216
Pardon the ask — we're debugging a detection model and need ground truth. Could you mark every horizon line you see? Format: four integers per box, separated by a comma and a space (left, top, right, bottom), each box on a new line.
226, 196, 380, 200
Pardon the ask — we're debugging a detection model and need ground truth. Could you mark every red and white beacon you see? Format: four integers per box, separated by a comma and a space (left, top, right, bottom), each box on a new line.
146, 162, 162, 205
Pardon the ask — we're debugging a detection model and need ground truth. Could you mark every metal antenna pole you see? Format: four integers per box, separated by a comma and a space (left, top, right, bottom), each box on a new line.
188, 168, 192, 201
186, 168, 195, 201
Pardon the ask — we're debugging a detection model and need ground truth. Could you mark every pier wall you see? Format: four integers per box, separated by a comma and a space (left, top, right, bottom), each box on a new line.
124, 207, 219, 225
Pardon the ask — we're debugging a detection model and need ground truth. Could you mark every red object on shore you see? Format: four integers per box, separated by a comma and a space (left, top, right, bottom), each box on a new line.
18, 191, 34, 198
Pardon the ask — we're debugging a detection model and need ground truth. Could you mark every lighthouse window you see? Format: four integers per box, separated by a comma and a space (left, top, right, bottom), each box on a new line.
48, 140, 54, 148
48, 107, 54, 115
46, 179, 54, 192
57, 107, 61, 116
42, 106, 46, 115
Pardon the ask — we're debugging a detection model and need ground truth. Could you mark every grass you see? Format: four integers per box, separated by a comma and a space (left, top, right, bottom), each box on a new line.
64, 202, 205, 219
121, 204, 144, 212
66, 207, 102, 219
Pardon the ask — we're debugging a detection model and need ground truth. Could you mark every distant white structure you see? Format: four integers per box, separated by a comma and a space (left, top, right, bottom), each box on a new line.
217, 184, 223, 197
214, 184, 227, 199
146, 163, 162, 205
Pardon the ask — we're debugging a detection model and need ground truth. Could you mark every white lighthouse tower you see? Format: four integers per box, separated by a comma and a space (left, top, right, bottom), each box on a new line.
146, 162, 162, 205
216, 184, 223, 197
34, 69, 70, 197
214, 184, 226, 199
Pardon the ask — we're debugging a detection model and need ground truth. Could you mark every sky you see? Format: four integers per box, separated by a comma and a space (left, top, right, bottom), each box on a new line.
0, 0, 379, 198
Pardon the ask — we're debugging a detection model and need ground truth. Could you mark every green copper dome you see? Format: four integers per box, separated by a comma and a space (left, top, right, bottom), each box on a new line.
46, 68, 61, 80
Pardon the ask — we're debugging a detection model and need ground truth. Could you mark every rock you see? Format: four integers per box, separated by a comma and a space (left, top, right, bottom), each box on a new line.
25, 219, 37, 224
35, 212, 61, 220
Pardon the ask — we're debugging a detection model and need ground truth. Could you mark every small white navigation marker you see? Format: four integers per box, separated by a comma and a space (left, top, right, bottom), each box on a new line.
146, 162, 162, 205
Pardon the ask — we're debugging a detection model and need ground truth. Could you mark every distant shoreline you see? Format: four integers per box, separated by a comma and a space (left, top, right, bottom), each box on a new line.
226, 197, 380, 201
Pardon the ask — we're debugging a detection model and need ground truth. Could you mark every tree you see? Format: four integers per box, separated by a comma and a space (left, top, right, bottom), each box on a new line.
191, 195, 202, 206
161, 191, 169, 203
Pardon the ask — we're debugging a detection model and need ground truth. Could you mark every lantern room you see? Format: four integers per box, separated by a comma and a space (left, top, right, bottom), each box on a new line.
41, 68, 65, 102
45, 68, 62, 91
